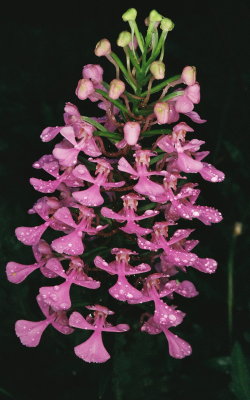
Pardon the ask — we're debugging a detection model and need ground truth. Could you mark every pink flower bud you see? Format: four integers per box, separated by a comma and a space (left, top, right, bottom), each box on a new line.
82, 64, 103, 84
173, 122, 194, 134
123, 122, 141, 145
129, 36, 138, 50
109, 79, 125, 100
175, 95, 194, 113
185, 83, 200, 104
75, 79, 94, 100
150, 61, 165, 80
154, 102, 169, 124
94, 39, 111, 57
181, 66, 196, 86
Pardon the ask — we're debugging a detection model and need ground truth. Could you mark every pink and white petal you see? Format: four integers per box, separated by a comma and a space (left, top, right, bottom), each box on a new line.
73, 273, 100, 289
60, 126, 77, 145
157, 136, 175, 153
6, 261, 41, 284
141, 316, 162, 335
74, 331, 110, 363
109, 276, 143, 302
69, 311, 94, 330
184, 111, 206, 124
154, 299, 185, 327
51, 231, 84, 255
81, 138, 102, 157
39, 281, 72, 311
177, 153, 203, 173
168, 229, 194, 245
193, 205, 223, 225
53, 145, 79, 167
120, 222, 152, 236
103, 180, 125, 189
135, 209, 159, 221
40, 126, 63, 142
164, 329, 192, 358
72, 164, 94, 183
30, 177, 61, 193
199, 163, 225, 182
175, 280, 199, 297
45, 258, 67, 278
192, 257, 217, 274
166, 249, 198, 267
137, 236, 159, 251
184, 239, 199, 251
36, 294, 51, 318
72, 185, 104, 207
94, 256, 116, 274
15, 222, 50, 246
101, 207, 125, 221
125, 262, 151, 275
15, 319, 50, 347
53, 207, 77, 228
118, 157, 138, 176
134, 177, 165, 201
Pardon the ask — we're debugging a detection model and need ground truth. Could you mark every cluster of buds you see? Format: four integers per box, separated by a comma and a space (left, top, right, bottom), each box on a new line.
7, 8, 224, 363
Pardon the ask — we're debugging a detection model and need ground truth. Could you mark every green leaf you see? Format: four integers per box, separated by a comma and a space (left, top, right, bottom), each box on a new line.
150, 153, 165, 165
230, 342, 250, 400
143, 129, 171, 137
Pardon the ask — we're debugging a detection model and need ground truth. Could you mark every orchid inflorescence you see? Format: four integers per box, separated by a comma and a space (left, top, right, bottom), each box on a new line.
6, 8, 224, 363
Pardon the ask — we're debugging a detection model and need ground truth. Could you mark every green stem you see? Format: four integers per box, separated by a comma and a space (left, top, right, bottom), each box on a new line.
110, 52, 137, 92
140, 74, 181, 96
228, 233, 236, 344
95, 89, 130, 114
129, 21, 144, 53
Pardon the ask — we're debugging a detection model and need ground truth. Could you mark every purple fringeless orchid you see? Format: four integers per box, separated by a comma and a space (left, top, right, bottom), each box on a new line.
7, 8, 225, 363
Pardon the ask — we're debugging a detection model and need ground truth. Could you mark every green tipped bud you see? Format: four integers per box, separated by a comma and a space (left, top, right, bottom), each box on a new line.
160, 18, 175, 32
94, 39, 111, 57
150, 61, 165, 79
122, 8, 137, 22
149, 10, 163, 22
117, 31, 132, 47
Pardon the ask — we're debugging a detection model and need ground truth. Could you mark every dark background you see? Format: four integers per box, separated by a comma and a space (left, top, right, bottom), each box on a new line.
0, 0, 250, 399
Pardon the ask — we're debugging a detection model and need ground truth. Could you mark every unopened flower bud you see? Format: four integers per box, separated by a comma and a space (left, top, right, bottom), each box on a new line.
124, 121, 141, 145
109, 79, 125, 100
154, 102, 169, 124
94, 39, 111, 57
82, 64, 103, 84
233, 222, 243, 237
122, 8, 137, 21
75, 79, 94, 100
160, 18, 175, 32
185, 83, 200, 104
149, 10, 163, 22
181, 66, 196, 86
117, 31, 131, 47
150, 61, 165, 79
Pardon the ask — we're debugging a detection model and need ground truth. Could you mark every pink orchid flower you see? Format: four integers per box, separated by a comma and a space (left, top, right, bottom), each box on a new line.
72, 158, 125, 207
141, 316, 192, 359
101, 192, 159, 235
39, 258, 100, 311
15, 295, 73, 347
118, 149, 167, 202
94, 248, 151, 301
69, 305, 129, 363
